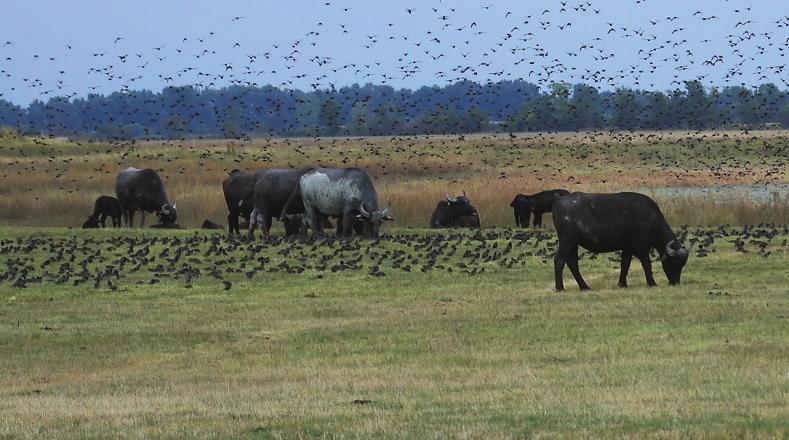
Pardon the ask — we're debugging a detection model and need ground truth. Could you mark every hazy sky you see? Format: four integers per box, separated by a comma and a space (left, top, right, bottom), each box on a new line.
1, 0, 786, 105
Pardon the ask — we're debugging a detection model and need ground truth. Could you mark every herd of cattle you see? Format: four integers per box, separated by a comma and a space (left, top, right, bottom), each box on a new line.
81, 166, 690, 290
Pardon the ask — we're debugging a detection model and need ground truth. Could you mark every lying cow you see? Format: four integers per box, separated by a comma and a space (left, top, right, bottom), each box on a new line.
429, 192, 479, 228
552, 192, 689, 291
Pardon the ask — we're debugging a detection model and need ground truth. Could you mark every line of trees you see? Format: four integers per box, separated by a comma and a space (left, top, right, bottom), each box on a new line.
1, 80, 787, 140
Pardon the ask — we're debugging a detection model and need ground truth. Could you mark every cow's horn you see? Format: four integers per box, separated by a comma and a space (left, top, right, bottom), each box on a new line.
359, 204, 370, 217
161, 204, 169, 213
463, 190, 467, 197
665, 241, 678, 257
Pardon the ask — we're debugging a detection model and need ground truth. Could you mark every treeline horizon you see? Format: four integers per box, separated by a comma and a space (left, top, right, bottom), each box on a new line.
1, 79, 788, 140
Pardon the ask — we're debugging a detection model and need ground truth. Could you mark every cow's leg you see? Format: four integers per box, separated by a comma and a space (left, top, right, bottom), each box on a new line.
619, 251, 633, 288
100, 213, 107, 228
513, 210, 520, 227
247, 208, 258, 240
553, 252, 566, 291
228, 207, 238, 236
139, 211, 146, 228
128, 210, 135, 228
308, 207, 323, 237
114, 215, 120, 228
565, 245, 589, 290
336, 216, 345, 236
533, 210, 543, 228
341, 208, 356, 237
121, 207, 129, 227
637, 253, 657, 287
523, 210, 531, 228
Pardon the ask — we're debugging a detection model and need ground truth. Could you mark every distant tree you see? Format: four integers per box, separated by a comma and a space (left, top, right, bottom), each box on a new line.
568, 84, 603, 130
610, 88, 640, 130
779, 104, 789, 128
684, 80, 711, 129
348, 100, 369, 135
319, 98, 341, 135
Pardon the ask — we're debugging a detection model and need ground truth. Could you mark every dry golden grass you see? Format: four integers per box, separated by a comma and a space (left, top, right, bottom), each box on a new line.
0, 130, 787, 227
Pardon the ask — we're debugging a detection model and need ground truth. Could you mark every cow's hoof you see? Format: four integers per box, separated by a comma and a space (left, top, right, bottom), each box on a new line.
618, 283, 627, 288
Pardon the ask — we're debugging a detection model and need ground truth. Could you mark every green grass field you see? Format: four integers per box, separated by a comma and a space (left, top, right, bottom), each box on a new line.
1, 226, 787, 438
1, 130, 787, 437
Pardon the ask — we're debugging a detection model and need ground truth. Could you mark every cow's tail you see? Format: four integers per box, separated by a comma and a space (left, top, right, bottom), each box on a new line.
280, 185, 303, 220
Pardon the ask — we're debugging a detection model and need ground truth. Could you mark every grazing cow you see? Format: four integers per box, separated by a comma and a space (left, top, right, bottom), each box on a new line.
222, 169, 255, 236
82, 195, 122, 228
429, 192, 479, 228
277, 212, 334, 237
511, 189, 569, 227
552, 192, 689, 291
247, 168, 313, 239
294, 167, 393, 238
115, 167, 176, 227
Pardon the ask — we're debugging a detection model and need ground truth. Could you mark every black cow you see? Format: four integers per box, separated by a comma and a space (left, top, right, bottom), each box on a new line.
296, 167, 393, 238
222, 169, 255, 236
82, 195, 122, 228
115, 167, 177, 227
278, 212, 335, 237
510, 189, 569, 228
247, 168, 313, 239
429, 192, 478, 228
552, 192, 689, 291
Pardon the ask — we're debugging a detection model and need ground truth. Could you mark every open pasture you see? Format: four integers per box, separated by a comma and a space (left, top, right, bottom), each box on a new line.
0, 226, 787, 438
0, 129, 787, 228
1, 130, 788, 438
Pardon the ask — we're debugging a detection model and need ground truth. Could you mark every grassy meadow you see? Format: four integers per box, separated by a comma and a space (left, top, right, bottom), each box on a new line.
0, 130, 788, 438
0, 226, 787, 438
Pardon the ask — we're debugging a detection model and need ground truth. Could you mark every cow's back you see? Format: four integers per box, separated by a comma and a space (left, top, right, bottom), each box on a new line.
301, 168, 374, 217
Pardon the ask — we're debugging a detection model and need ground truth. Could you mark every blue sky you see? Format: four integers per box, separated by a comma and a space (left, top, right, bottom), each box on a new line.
1, 0, 786, 104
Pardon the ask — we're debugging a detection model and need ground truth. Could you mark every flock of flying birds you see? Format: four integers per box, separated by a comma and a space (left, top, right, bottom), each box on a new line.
1, 1, 787, 104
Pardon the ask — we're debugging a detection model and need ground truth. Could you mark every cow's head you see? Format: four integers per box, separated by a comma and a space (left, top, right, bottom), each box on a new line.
445, 191, 478, 217
510, 194, 533, 210
281, 214, 304, 237
660, 240, 689, 285
82, 215, 100, 229
356, 203, 393, 238
157, 203, 177, 224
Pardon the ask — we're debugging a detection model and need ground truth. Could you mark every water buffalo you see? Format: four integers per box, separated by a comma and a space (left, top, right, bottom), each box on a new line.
429, 192, 479, 228
82, 195, 122, 228
295, 167, 393, 238
277, 212, 334, 237
115, 167, 177, 227
247, 168, 313, 239
511, 189, 569, 227
222, 169, 254, 236
552, 192, 689, 291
